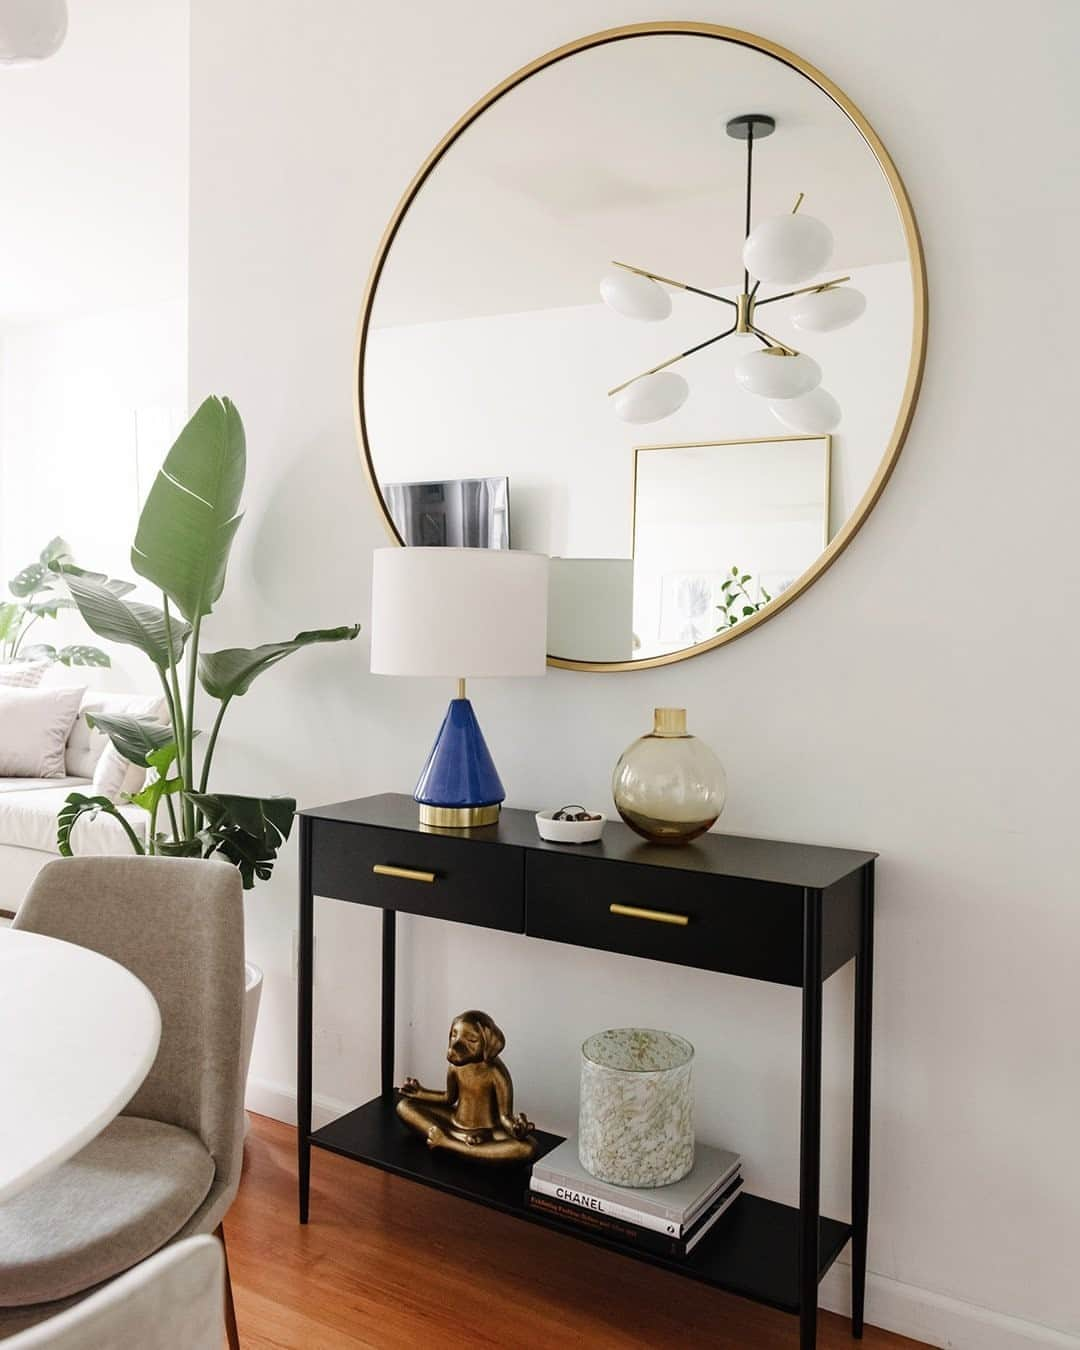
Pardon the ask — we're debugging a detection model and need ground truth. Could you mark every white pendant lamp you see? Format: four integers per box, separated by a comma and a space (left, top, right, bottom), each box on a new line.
768, 387, 842, 434
0, 0, 67, 63
600, 269, 672, 321
613, 371, 689, 423
790, 286, 866, 333
602, 113, 863, 426
741, 214, 833, 286
734, 349, 821, 401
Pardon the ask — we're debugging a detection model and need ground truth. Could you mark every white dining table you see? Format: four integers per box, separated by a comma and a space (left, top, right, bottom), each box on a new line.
0, 927, 161, 1203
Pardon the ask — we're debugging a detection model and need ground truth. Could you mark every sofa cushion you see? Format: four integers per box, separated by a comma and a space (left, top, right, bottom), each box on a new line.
0, 786, 147, 854
0, 1117, 214, 1306
0, 687, 83, 778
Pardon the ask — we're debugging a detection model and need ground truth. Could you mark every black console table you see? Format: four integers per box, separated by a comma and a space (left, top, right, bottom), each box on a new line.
297, 793, 875, 1349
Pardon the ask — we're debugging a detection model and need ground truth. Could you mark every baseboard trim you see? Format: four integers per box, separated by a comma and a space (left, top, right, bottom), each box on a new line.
820, 1260, 1080, 1349
245, 1075, 355, 1131
247, 1078, 1079, 1349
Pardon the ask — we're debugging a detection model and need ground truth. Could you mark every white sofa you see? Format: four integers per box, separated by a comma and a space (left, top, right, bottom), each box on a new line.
0, 688, 156, 914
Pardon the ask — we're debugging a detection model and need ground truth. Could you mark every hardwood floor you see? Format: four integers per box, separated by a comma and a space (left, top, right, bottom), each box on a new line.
225, 1115, 929, 1350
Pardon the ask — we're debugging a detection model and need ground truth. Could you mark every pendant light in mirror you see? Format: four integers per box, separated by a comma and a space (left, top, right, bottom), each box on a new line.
602, 115, 865, 425
0, 0, 67, 63
733, 349, 821, 400
768, 387, 842, 434
790, 286, 866, 332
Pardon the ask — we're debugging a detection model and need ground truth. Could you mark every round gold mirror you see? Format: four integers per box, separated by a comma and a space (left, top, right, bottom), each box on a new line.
356, 23, 926, 670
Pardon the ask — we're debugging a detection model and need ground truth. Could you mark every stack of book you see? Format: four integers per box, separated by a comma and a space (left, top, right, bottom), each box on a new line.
528, 1139, 742, 1258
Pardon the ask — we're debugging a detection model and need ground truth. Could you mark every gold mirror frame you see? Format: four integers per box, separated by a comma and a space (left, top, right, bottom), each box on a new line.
354, 21, 928, 672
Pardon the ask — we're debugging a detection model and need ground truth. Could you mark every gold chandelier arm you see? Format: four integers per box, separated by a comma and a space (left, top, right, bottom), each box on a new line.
753, 275, 851, 308
611, 260, 737, 308
607, 324, 737, 397
749, 325, 798, 357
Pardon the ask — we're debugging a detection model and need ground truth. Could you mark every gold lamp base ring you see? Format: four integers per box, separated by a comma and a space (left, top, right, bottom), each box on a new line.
418, 803, 501, 829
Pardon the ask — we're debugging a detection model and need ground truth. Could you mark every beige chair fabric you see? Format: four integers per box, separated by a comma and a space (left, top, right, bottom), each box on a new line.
3, 1236, 224, 1350
1, 857, 244, 1330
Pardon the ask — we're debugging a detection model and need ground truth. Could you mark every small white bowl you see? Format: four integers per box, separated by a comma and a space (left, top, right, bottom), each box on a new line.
535, 808, 606, 844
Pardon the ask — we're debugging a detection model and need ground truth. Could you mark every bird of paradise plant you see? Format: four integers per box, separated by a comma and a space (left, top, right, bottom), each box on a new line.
55, 395, 360, 887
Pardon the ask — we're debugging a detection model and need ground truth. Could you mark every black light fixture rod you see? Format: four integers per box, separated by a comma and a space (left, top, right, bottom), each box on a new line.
606, 323, 737, 397
743, 126, 754, 293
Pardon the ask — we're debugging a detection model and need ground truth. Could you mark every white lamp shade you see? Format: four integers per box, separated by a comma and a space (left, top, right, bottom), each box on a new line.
790, 286, 866, 333
769, 387, 842, 434
370, 547, 548, 678
600, 270, 671, 321
734, 349, 821, 400
742, 214, 833, 286
613, 371, 688, 423
0, 0, 67, 63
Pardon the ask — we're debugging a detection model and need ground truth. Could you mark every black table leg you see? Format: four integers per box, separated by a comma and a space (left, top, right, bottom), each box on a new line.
851, 861, 875, 1336
799, 887, 823, 1350
297, 815, 313, 1224
381, 909, 396, 1097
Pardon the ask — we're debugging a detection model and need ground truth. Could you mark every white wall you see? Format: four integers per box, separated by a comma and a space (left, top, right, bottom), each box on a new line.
0, 303, 187, 689
187, 4, 1080, 1347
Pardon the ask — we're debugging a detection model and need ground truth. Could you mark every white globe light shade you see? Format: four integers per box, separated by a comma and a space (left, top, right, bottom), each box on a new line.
769, 387, 842, 434
613, 371, 689, 423
790, 287, 866, 333
742, 214, 833, 286
734, 349, 821, 400
599, 270, 671, 322
0, 0, 67, 63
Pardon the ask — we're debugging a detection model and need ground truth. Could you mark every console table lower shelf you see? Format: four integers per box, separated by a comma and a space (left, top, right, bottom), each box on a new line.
311, 1096, 852, 1317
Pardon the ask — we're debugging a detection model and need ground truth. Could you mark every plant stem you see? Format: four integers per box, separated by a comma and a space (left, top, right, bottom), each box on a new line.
162, 597, 192, 839
198, 696, 230, 793
184, 613, 202, 832
10, 610, 38, 659
111, 807, 146, 855
154, 671, 182, 841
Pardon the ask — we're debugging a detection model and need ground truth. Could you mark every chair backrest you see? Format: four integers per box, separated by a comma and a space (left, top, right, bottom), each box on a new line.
13, 857, 245, 1194
4, 1235, 224, 1350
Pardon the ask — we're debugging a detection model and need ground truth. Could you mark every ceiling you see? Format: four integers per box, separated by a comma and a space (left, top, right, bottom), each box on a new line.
0, 0, 188, 327
373, 33, 909, 328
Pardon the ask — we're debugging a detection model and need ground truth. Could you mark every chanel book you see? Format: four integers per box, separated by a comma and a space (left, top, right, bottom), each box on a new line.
530, 1137, 741, 1234
528, 1175, 744, 1257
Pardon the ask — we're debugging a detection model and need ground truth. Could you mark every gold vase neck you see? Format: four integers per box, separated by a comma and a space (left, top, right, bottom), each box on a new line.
652, 707, 688, 737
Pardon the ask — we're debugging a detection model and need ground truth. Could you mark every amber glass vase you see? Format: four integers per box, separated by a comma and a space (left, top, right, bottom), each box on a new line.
611, 708, 725, 845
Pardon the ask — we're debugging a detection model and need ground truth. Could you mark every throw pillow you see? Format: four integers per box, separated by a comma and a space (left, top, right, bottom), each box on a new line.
0, 686, 84, 778
66, 691, 165, 779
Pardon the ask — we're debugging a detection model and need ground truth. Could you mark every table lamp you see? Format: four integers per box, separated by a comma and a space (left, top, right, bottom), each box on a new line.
370, 547, 549, 827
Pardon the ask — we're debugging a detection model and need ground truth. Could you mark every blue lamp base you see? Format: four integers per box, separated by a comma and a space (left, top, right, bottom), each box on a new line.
414, 697, 505, 828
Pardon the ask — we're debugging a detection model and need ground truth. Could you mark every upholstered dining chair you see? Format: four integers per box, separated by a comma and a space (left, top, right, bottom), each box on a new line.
0, 857, 245, 1348
3, 1236, 224, 1350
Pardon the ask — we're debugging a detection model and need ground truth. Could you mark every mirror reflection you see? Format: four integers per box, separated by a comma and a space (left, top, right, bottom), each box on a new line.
361, 29, 920, 667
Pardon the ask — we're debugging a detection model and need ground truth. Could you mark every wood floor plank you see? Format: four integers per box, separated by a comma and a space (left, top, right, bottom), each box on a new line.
224, 1115, 929, 1350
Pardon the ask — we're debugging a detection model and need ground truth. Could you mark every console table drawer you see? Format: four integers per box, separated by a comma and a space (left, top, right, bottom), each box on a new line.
311, 819, 524, 931
526, 852, 803, 984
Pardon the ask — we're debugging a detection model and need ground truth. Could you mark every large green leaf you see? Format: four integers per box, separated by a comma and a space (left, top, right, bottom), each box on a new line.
199, 625, 361, 701
131, 396, 245, 622
86, 712, 175, 767
58, 644, 111, 668
39, 537, 73, 567
0, 603, 23, 643
187, 791, 295, 889
60, 569, 189, 669
9, 563, 48, 598
57, 793, 144, 857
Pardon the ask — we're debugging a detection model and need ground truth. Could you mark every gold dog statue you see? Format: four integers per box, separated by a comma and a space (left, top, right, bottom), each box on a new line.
396, 1010, 537, 1164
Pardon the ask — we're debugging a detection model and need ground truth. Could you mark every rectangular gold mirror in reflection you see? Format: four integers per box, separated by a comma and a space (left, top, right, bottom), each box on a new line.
632, 436, 831, 661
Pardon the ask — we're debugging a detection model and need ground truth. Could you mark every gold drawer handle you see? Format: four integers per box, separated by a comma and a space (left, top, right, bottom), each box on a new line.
609, 903, 689, 927
373, 864, 436, 884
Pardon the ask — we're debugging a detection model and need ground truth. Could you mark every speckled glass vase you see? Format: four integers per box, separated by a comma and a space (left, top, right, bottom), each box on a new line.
578, 1028, 695, 1188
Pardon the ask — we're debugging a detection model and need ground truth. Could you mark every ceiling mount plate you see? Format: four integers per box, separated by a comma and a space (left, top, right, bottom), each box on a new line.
725, 114, 776, 141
